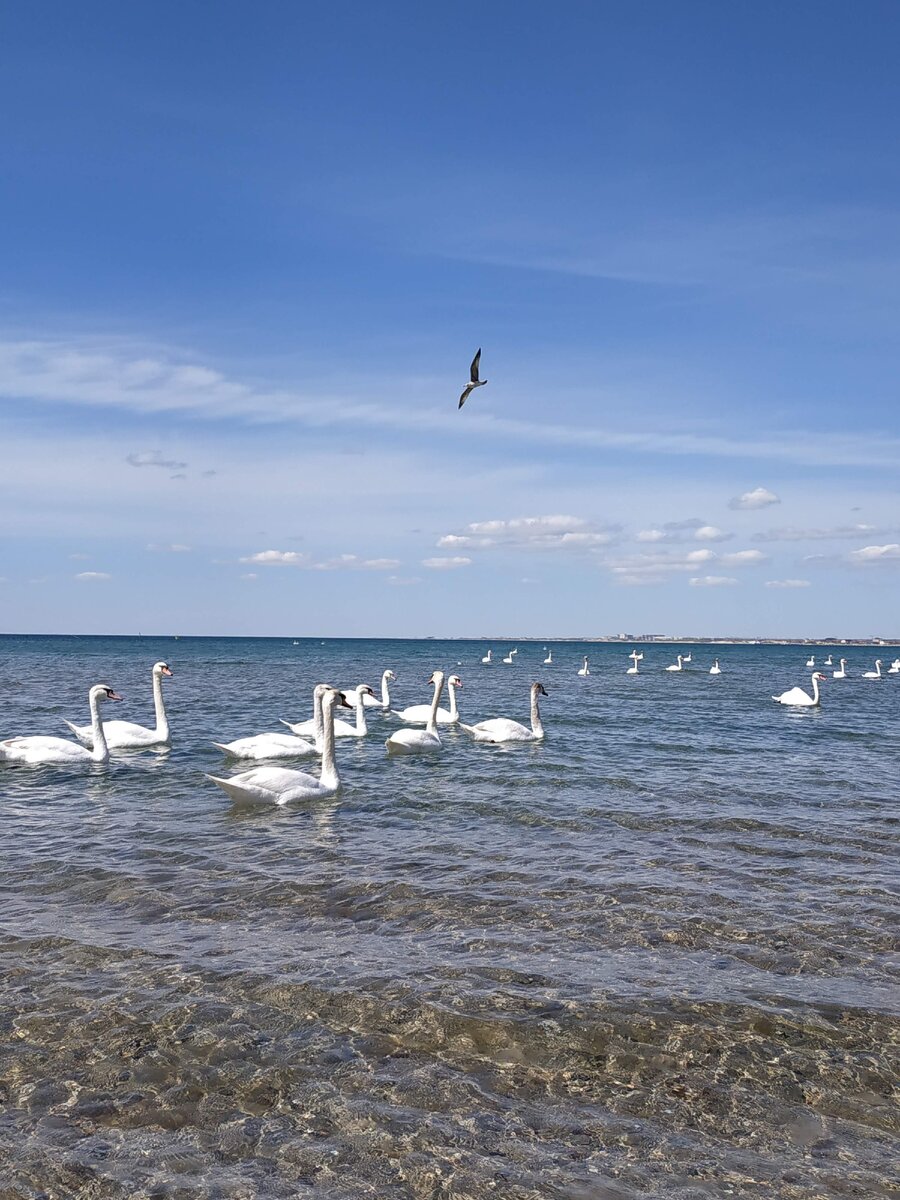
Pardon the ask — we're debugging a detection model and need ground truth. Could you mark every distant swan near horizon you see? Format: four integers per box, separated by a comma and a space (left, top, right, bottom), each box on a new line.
665, 655, 684, 673
577, 656, 589, 677
862, 660, 883, 679
709, 660, 722, 674
833, 659, 848, 679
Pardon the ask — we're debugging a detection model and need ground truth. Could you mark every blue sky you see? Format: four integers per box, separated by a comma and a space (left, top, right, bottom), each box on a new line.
2, 1, 899, 637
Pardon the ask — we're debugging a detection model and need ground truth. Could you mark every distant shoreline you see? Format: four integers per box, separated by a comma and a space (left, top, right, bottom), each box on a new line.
1, 633, 898, 647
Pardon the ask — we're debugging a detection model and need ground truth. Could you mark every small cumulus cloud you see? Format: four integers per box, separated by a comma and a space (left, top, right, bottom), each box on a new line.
422, 556, 472, 569
849, 543, 900, 564
765, 579, 811, 588
694, 525, 731, 542
126, 450, 188, 471
635, 520, 731, 545
241, 550, 309, 567
720, 549, 767, 566
689, 575, 738, 587
729, 487, 780, 510
75, 571, 111, 581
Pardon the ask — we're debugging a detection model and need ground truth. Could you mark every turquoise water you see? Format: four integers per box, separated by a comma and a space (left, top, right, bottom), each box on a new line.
0, 635, 897, 1198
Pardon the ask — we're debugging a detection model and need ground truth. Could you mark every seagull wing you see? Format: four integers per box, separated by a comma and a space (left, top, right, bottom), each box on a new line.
469, 348, 481, 383
458, 384, 475, 409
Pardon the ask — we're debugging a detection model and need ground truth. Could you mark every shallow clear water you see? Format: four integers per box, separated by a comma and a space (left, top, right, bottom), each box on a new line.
0, 635, 897, 1199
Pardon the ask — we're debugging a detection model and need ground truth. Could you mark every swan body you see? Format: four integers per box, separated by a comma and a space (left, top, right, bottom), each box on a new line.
682, 653, 692, 663
392, 675, 462, 725
461, 682, 547, 743
889, 659, 900, 674
343, 670, 395, 709
481, 650, 492, 664
665, 656, 684, 673
2, 685, 123, 764
386, 672, 444, 754
577, 657, 589, 677
207, 688, 347, 804
824, 655, 833, 666
709, 660, 721, 675
833, 659, 848, 679
806, 656, 815, 668
773, 672, 826, 707
862, 660, 883, 679
213, 731, 316, 760
66, 661, 172, 748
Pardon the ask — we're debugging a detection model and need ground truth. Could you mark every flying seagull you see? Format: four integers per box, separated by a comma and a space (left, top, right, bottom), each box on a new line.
458, 348, 487, 409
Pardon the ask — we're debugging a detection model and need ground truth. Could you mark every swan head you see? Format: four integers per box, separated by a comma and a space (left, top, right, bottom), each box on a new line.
328, 688, 353, 709
813, 672, 827, 681
448, 675, 462, 689
90, 685, 124, 703
153, 661, 173, 677
356, 684, 376, 697
532, 682, 548, 697
427, 671, 445, 686
384, 670, 396, 680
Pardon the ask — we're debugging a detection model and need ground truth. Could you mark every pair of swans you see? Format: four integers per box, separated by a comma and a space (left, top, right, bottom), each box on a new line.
208, 685, 348, 804
342, 669, 395, 709
773, 672, 826, 707
461, 682, 547, 743
626, 651, 643, 675
392, 675, 462, 725
216, 682, 377, 759
1, 685, 124, 764
577, 657, 589, 677
66, 661, 173, 749
281, 683, 376, 740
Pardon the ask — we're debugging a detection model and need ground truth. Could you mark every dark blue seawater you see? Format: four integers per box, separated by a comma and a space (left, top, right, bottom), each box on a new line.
0, 635, 897, 1198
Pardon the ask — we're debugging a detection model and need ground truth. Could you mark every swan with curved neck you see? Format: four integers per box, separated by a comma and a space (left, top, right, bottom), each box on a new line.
665, 655, 684, 673
502, 649, 517, 665
2, 685, 123, 764
626, 650, 642, 675
460, 682, 548, 743
213, 682, 325, 759
386, 672, 444, 753
481, 650, 492, 664
66, 662, 172, 748
543, 650, 552, 665
392, 675, 462, 725
862, 660, 883, 679
773, 672, 826, 707
824, 654, 833, 666
577, 657, 589, 677
833, 659, 848, 679
709, 660, 722, 675
207, 688, 349, 804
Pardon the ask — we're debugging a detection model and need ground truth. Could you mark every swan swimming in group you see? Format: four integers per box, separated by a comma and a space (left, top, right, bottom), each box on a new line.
213, 683, 329, 760
543, 649, 552, 665
207, 687, 348, 805
806, 655, 816, 667
773, 672, 826, 707
709, 660, 722, 675
889, 659, 900, 675
460, 682, 547, 743
281, 684, 375, 739
66, 661, 172, 749
385, 672, 445, 754
343, 669, 395, 709
862, 660, 883, 680
833, 659, 848, 679
502, 649, 517, 665
577, 657, 589, 677
392, 675, 462, 725
626, 651, 642, 675
1, 685, 123, 764
665, 656, 684, 673
481, 650, 492, 664
824, 654, 833, 667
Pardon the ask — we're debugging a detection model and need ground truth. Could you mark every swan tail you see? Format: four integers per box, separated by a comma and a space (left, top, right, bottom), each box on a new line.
458, 723, 478, 736
63, 719, 90, 743
211, 742, 234, 755
205, 773, 261, 804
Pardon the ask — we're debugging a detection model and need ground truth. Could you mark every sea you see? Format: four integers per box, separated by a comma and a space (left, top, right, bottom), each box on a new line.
0, 634, 897, 1199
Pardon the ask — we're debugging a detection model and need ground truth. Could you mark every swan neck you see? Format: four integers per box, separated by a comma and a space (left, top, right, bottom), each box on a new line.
89, 692, 109, 762
319, 696, 340, 788
152, 669, 169, 738
812, 674, 820, 703
313, 687, 324, 752
381, 672, 391, 708
530, 688, 544, 738
355, 693, 368, 734
427, 676, 444, 735
448, 683, 458, 719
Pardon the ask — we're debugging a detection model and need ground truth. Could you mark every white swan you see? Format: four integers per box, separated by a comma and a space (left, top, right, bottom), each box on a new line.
392, 675, 462, 725
460, 682, 547, 743
502, 649, 517, 665
626, 650, 642, 675
386, 672, 444, 754
665, 656, 684, 673
833, 659, 848, 679
66, 661, 172, 748
213, 683, 325, 759
1, 685, 123, 764
207, 688, 348, 805
773, 672, 825, 707
862, 660, 883, 680
282, 684, 375, 739
806, 655, 815, 667
577, 656, 589, 677
543, 650, 552, 665
889, 659, 900, 674
481, 650, 492, 664
824, 654, 833, 666
682, 653, 692, 663
343, 670, 395, 709
709, 660, 722, 675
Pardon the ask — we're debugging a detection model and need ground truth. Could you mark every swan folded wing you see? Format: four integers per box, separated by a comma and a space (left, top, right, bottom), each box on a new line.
462, 718, 532, 742
385, 728, 441, 754
213, 733, 316, 759
1, 735, 90, 762
280, 718, 316, 737
206, 765, 324, 804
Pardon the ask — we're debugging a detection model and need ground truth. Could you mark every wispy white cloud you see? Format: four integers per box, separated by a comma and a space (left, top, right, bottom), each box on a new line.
849, 543, 900, 564
126, 450, 188, 471
605, 546, 717, 585
754, 523, 884, 542
74, 571, 110, 581
689, 575, 738, 587
729, 486, 780, 510
387, 575, 422, 586
720, 549, 767, 567
147, 543, 192, 553
765, 578, 811, 588
422, 556, 472, 569
637, 520, 731, 544
438, 514, 618, 554
240, 549, 400, 571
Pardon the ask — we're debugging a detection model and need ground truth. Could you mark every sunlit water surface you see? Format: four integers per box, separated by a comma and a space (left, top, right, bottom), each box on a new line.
0, 635, 897, 1199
